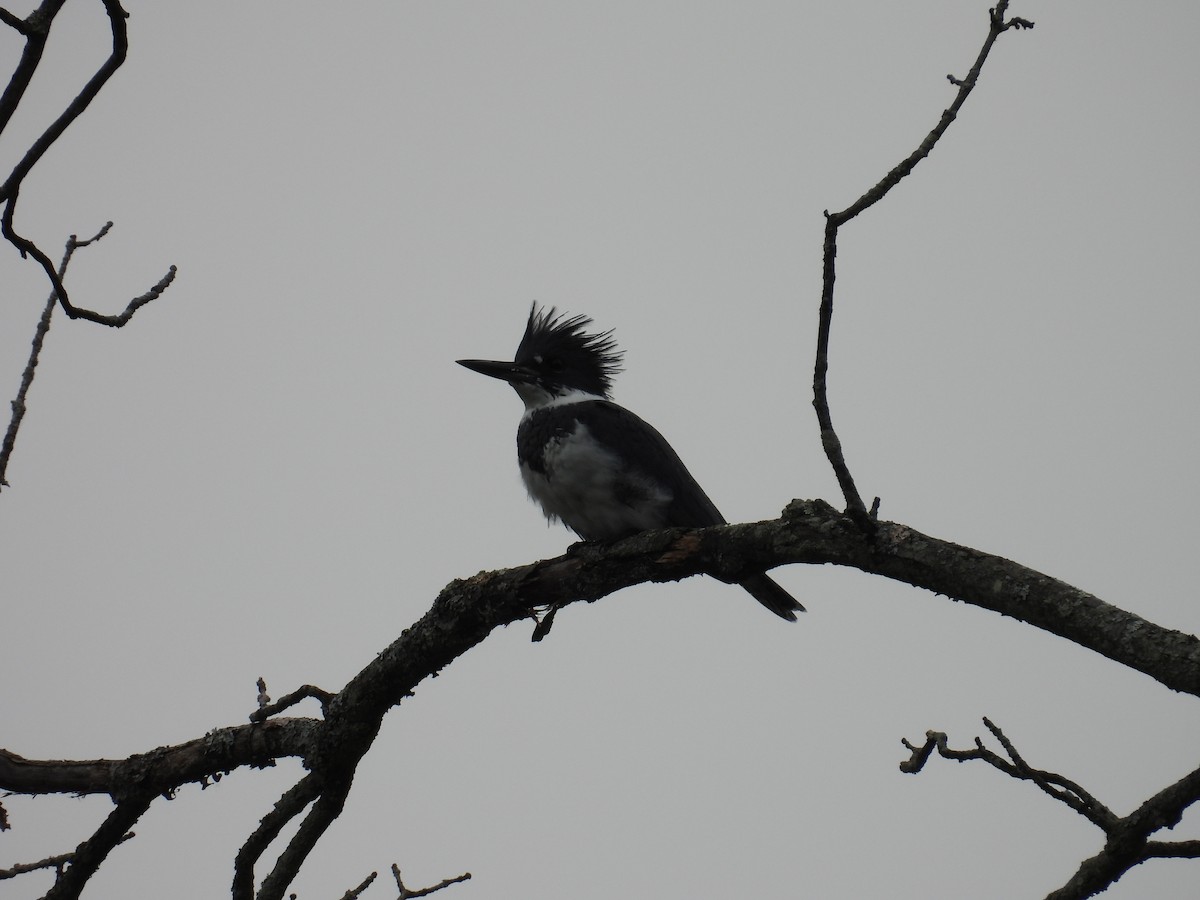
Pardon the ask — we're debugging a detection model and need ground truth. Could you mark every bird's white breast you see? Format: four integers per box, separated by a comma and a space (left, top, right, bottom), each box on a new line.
519, 419, 671, 540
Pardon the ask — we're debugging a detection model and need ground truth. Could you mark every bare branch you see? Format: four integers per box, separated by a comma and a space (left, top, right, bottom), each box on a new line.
4, 499, 1198, 894
391, 863, 472, 899
0, 0, 127, 180
251, 681, 335, 723
43, 794, 151, 900
982, 718, 1116, 828
0, 832, 134, 882
0, 223, 114, 490
0, 1, 177, 324
232, 775, 321, 900
813, 1, 1034, 527
0, 717, 318, 796
339, 871, 378, 899
0, 7, 32, 35
901, 719, 1117, 829
1143, 840, 1200, 860
255, 783, 349, 900
901, 719, 1200, 900
0, 1, 69, 133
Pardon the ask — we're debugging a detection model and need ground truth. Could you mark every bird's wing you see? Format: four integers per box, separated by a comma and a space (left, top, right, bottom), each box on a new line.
581, 399, 726, 528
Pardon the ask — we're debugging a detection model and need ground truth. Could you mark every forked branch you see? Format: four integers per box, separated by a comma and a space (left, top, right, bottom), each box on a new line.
902, 718, 1200, 899
0, 0, 177, 325
0, 224, 171, 490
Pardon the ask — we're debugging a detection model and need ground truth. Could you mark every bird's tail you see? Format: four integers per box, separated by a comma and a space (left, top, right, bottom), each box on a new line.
739, 573, 805, 621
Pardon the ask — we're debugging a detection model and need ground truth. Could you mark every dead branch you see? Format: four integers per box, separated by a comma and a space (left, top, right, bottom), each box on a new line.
0, 832, 133, 881
0, 717, 318, 797
340, 871, 378, 899
813, 0, 1033, 528
232, 775, 323, 900
251, 679, 335, 722
392, 863, 472, 898
3, 499, 1199, 896
0, 1, 177, 325
42, 793, 152, 900
1, 223, 115, 489
902, 718, 1200, 899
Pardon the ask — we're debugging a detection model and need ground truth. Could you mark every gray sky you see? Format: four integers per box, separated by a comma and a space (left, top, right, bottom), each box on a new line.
2, 2, 1199, 898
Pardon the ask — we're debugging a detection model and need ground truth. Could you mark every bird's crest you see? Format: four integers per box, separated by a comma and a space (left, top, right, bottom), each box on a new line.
516, 304, 623, 398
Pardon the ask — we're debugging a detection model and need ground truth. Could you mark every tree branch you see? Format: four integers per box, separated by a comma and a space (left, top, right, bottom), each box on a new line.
232, 774, 322, 900
392, 863, 472, 898
3, 500, 1197, 894
901, 718, 1118, 830
0, 717, 318, 797
43, 792, 152, 900
250, 679, 334, 723
340, 871, 378, 899
0, 1, 68, 133
255, 781, 350, 900
0, 832, 134, 881
0, 0, 177, 325
901, 718, 1200, 900
813, 1, 1034, 527
1, 223, 113, 490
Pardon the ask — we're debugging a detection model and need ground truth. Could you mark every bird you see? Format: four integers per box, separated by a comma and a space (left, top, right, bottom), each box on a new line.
457, 304, 803, 621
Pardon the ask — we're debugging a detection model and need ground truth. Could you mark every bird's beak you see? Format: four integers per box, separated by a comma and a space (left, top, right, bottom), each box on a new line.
456, 358, 537, 384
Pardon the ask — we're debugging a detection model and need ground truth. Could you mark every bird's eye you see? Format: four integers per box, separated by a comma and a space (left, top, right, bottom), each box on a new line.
546, 358, 565, 372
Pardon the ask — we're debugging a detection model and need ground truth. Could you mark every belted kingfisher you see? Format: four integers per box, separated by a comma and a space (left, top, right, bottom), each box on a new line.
457, 304, 803, 621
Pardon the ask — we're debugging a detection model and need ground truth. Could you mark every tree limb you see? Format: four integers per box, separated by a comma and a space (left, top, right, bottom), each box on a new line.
255, 781, 351, 900
392, 863, 472, 898
0, 1, 68, 133
250, 679, 334, 723
3, 500, 1197, 895
232, 774, 322, 900
0, 717, 318, 797
0, 0, 177, 325
901, 718, 1200, 900
1, 223, 112, 489
43, 792, 151, 900
813, 0, 1034, 527
0, 833, 134, 881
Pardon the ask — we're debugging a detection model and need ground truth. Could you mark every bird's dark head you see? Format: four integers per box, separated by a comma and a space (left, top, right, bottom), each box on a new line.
457, 304, 623, 406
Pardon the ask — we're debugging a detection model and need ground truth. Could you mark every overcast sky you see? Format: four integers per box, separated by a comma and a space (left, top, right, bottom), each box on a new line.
2, 2, 1199, 898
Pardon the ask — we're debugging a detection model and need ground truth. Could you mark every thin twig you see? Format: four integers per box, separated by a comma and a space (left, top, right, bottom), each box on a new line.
812, 1, 1033, 527
0, 222, 112, 489
339, 871, 378, 899
392, 863, 472, 899
0, 832, 134, 881
250, 682, 335, 723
